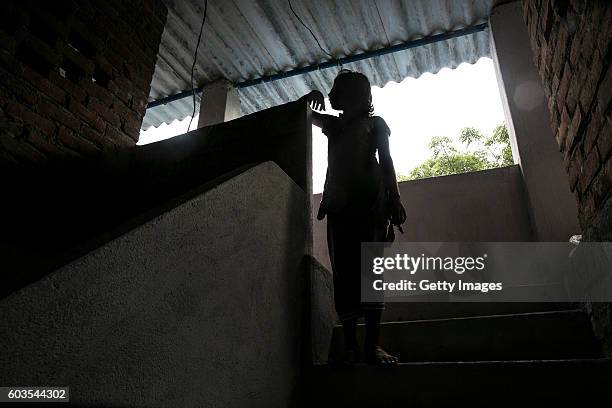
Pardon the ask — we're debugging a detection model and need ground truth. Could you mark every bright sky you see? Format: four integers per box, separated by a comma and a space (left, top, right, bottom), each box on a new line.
140, 57, 506, 194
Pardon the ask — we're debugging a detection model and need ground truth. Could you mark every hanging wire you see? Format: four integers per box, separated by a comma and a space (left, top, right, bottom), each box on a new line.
187, 0, 209, 132
287, 0, 334, 60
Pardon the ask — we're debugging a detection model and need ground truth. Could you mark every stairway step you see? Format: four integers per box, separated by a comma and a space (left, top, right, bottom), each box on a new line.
330, 310, 601, 362
307, 359, 612, 407
382, 301, 573, 322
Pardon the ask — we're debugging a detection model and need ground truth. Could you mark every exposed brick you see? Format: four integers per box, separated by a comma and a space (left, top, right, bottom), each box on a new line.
48, 70, 86, 103
0, 147, 20, 167
578, 189, 596, 226
541, 46, 552, 77
0, 85, 11, 108
69, 20, 108, 55
60, 40, 95, 75
522, 0, 530, 18
144, 0, 168, 25
6, 102, 56, 136
585, 113, 604, 155
580, 51, 603, 112
541, 0, 553, 39
565, 108, 582, 152
598, 5, 612, 54
550, 100, 560, 132
68, 98, 106, 133
87, 97, 121, 128
578, 147, 602, 194
1, 67, 38, 106
121, 115, 142, 139
597, 118, 612, 162
551, 22, 569, 75
107, 79, 137, 107
579, 23, 596, 63
92, 55, 115, 80
567, 153, 582, 191
106, 125, 136, 146
543, 76, 552, 100
0, 131, 46, 163
58, 126, 99, 155
0, 105, 24, 136
29, 6, 70, 41
0, 0, 166, 166
25, 127, 78, 159
591, 158, 612, 209
22, 67, 66, 104
108, 37, 132, 64
557, 62, 572, 104
80, 124, 113, 149
83, 81, 115, 106
569, 30, 582, 65
0, 30, 18, 54
109, 96, 131, 120
131, 94, 148, 112
114, 73, 150, 99
566, 69, 582, 113
19, 33, 62, 67
550, 72, 560, 95
38, 98, 80, 131
566, 139, 584, 172
557, 107, 569, 152
0, 48, 20, 73
596, 67, 612, 116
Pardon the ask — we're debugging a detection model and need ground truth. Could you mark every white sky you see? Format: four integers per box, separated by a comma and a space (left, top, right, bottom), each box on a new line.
140, 57, 506, 194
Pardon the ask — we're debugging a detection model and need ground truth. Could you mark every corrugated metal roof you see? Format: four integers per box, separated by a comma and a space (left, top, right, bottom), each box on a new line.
143, 0, 495, 129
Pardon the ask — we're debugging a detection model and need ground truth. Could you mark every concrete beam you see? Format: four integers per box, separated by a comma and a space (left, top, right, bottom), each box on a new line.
489, 1, 579, 241
197, 79, 241, 128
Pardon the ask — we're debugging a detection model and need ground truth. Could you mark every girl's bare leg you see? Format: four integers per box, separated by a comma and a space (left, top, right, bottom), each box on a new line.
364, 310, 399, 364
342, 318, 360, 363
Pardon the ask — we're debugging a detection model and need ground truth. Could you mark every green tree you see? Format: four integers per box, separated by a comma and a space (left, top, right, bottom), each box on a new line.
397, 123, 513, 181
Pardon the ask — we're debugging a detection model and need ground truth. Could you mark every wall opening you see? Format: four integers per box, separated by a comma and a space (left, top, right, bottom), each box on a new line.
312, 57, 511, 193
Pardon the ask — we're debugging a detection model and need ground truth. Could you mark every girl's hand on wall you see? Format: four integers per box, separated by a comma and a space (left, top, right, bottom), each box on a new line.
303, 90, 325, 111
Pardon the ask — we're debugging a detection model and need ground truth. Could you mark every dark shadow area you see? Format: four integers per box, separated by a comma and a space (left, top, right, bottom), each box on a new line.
0, 100, 311, 298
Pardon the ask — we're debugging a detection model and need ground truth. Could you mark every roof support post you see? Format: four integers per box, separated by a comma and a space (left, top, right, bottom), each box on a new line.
197, 79, 241, 128
489, 1, 578, 240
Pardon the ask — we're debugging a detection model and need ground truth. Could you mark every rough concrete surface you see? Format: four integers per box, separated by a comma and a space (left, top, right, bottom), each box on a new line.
0, 161, 309, 408
309, 257, 337, 365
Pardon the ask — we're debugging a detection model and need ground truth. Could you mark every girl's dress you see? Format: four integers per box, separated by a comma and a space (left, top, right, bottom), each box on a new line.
319, 113, 391, 322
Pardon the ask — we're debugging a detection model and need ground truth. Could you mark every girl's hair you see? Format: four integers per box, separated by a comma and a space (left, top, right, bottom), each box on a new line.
334, 69, 374, 117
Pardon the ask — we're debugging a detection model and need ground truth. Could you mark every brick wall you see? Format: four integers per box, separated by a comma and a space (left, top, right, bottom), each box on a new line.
523, 0, 612, 356
0, 0, 166, 166
522, 0, 611, 240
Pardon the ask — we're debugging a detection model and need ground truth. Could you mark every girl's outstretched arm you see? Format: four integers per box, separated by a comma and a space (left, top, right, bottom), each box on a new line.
299, 90, 332, 128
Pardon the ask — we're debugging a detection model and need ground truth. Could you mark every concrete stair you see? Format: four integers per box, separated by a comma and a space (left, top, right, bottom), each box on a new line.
307, 307, 610, 406
382, 301, 572, 321
307, 359, 612, 407
330, 310, 600, 362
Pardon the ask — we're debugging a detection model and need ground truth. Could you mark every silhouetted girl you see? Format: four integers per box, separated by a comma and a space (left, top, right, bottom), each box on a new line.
301, 70, 406, 364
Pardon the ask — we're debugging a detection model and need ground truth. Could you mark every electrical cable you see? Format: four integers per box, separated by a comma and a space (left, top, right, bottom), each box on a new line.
287, 0, 334, 60
187, 0, 209, 132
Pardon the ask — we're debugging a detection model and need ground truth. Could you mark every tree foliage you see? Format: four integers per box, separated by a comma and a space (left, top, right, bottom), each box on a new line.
397, 124, 513, 181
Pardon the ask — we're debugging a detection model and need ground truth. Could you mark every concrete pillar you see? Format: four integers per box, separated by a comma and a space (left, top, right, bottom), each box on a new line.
197, 79, 241, 128
489, 1, 579, 241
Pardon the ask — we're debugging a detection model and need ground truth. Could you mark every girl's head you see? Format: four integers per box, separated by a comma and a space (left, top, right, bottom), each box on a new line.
328, 69, 374, 116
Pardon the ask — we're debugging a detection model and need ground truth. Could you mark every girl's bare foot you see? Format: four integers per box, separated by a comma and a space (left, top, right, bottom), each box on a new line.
364, 345, 399, 365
